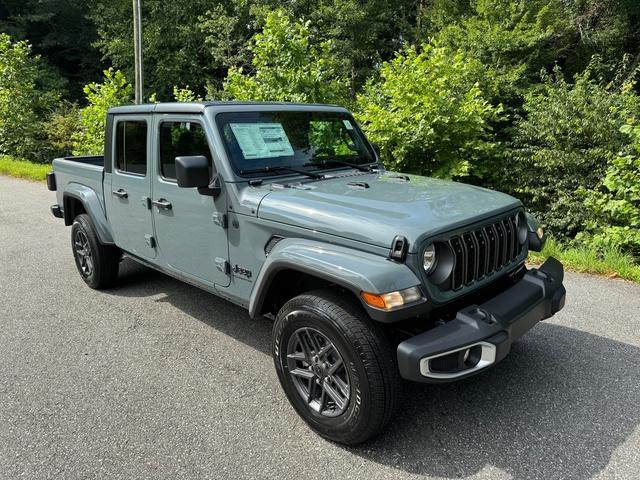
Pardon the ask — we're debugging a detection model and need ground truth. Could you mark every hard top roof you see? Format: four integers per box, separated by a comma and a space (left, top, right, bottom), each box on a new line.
108, 101, 348, 115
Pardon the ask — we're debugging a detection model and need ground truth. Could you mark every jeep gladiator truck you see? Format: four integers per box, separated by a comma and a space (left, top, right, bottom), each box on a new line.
48, 102, 566, 445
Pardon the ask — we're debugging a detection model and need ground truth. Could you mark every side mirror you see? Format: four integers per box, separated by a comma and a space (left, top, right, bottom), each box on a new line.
175, 155, 222, 197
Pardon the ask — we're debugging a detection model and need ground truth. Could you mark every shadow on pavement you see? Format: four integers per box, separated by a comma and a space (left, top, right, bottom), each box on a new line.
112, 259, 640, 480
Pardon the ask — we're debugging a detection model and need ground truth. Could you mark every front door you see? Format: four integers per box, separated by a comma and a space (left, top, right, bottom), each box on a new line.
150, 115, 230, 287
107, 116, 156, 259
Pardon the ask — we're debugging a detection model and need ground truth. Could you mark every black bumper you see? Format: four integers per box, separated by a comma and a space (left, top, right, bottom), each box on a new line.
397, 257, 566, 383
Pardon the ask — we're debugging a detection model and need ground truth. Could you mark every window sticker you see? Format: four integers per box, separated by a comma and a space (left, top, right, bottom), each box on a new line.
342, 119, 354, 130
230, 123, 294, 159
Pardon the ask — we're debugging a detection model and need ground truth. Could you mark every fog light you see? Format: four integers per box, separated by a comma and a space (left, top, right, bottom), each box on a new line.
361, 286, 423, 311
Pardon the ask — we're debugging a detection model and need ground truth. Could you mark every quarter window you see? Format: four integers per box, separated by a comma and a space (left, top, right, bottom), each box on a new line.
115, 121, 148, 175
159, 121, 212, 180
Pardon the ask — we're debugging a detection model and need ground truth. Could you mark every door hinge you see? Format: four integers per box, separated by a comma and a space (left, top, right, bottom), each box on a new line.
212, 212, 228, 229
144, 234, 156, 248
215, 257, 230, 275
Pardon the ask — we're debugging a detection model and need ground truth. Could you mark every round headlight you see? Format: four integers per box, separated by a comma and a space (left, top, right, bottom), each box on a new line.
423, 244, 437, 273
517, 211, 528, 244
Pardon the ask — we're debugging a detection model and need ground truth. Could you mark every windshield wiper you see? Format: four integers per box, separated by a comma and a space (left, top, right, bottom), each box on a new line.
239, 165, 324, 179
303, 158, 379, 172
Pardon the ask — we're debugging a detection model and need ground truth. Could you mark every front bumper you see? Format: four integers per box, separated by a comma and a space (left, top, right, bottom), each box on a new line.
397, 257, 566, 383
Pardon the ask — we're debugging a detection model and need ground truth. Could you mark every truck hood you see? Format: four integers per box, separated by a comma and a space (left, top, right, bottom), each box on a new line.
257, 172, 521, 252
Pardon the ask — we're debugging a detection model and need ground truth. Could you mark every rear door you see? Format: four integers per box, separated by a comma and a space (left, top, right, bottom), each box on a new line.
107, 115, 156, 259
150, 114, 230, 287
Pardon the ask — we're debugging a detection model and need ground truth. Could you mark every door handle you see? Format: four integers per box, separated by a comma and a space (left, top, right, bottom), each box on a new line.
112, 188, 128, 199
151, 199, 172, 210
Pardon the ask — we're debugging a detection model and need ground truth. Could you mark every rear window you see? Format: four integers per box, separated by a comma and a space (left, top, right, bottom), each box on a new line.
115, 121, 147, 175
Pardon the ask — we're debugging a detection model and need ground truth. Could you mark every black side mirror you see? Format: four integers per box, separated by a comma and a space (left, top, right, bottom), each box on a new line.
175, 155, 222, 197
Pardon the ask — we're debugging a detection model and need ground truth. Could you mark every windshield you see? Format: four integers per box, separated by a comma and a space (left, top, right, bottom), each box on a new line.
216, 111, 376, 177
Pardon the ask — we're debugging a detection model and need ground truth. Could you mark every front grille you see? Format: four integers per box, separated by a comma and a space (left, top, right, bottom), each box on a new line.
446, 213, 523, 291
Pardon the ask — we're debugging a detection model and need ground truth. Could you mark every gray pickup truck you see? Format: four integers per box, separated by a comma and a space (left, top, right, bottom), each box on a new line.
48, 102, 566, 445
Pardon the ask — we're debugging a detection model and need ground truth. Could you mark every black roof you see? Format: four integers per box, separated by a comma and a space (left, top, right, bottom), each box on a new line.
108, 101, 345, 115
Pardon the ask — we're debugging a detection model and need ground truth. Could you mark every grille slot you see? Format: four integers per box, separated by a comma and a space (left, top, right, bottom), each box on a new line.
446, 214, 523, 290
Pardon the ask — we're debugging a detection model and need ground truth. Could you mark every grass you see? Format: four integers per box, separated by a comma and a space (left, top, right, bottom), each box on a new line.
529, 237, 640, 283
0, 155, 50, 181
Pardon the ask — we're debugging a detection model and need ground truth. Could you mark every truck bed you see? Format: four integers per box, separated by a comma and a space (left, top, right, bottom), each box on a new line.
52, 155, 106, 213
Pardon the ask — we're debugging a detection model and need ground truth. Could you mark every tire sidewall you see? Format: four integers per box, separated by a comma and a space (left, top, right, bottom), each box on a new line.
273, 302, 374, 441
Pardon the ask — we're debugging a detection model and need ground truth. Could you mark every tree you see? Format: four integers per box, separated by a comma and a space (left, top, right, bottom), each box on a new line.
222, 9, 349, 105
72, 69, 133, 155
91, 0, 215, 100
506, 63, 638, 239
0, 34, 58, 161
357, 44, 501, 178
583, 120, 640, 255
0, 0, 102, 100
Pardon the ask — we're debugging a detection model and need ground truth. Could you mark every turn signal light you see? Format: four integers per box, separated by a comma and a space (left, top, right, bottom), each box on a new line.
361, 287, 423, 311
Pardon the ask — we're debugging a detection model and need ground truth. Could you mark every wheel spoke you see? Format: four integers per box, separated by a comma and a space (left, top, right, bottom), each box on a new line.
317, 342, 334, 359
327, 357, 343, 376
85, 255, 93, 274
331, 374, 349, 398
305, 328, 321, 354
286, 351, 306, 362
296, 332, 314, 362
323, 381, 346, 411
290, 367, 315, 380
307, 377, 317, 404
318, 388, 327, 412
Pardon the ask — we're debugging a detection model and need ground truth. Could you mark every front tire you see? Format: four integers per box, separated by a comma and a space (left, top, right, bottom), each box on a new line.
273, 289, 399, 445
71, 214, 120, 289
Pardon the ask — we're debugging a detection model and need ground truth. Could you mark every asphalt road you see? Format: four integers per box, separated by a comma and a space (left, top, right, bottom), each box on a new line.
1, 175, 639, 480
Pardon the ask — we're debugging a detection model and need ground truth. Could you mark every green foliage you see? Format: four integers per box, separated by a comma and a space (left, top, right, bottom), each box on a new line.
72, 69, 133, 156
0, 0, 101, 101
172, 86, 203, 103
357, 45, 501, 178
505, 63, 638, 239
0, 34, 58, 162
223, 9, 349, 105
43, 103, 81, 158
428, 0, 572, 105
582, 121, 640, 255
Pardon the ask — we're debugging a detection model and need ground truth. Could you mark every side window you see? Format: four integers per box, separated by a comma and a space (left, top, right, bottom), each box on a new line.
159, 121, 212, 180
115, 121, 148, 175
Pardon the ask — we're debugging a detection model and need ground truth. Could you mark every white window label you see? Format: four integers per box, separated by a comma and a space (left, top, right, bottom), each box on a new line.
230, 123, 294, 159
342, 119, 354, 130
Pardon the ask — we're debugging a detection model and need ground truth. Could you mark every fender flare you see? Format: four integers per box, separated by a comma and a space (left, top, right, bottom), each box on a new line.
248, 238, 424, 322
63, 183, 115, 245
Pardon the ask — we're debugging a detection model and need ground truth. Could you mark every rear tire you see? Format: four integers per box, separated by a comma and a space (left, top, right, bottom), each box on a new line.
272, 289, 399, 445
71, 214, 120, 289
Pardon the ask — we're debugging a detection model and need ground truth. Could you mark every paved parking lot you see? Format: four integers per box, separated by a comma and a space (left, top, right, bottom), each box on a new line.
1, 175, 639, 479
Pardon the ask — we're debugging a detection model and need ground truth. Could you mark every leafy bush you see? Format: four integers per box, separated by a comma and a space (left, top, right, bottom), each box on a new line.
425, 1, 572, 105
505, 63, 638, 240
0, 34, 57, 162
172, 86, 203, 102
72, 69, 132, 156
357, 45, 501, 178
582, 121, 640, 255
43, 102, 81, 158
222, 9, 349, 105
